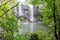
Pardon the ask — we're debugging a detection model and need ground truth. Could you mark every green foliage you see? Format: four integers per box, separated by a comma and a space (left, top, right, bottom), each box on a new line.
37, 31, 56, 40
19, 16, 25, 21
14, 34, 24, 40
30, 0, 46, 6
21, 31, 56, 40
0, 0, 18, 40
0, 14, 18, 40
0, 0, 16, 20
30, 0, 57, 39
30, 0, 41, 5
29, 33, 39, 40
47, 0, 54, 9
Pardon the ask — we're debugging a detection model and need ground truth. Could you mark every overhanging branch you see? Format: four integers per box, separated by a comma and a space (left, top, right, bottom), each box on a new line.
0, 3, 18, 17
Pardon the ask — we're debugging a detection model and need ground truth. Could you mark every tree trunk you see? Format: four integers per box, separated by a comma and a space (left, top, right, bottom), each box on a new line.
58, 17, 60, 40
53, 0, 58, 40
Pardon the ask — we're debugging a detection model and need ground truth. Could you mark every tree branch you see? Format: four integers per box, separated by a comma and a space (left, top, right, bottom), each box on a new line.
0, 3, 18, 17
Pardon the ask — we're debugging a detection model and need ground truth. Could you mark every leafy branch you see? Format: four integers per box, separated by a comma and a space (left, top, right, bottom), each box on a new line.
0, 3, 18, 17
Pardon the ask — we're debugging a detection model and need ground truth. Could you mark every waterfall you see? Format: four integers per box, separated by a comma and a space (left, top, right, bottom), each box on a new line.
20, 0, 25, 3
17, 0, 34, 21
18, 4, 23, 16
15, 0, 48, 34
16, 0, 35, 34
28, 4, 34, 22
16, 0, 26, 16
28, 4, 34, 33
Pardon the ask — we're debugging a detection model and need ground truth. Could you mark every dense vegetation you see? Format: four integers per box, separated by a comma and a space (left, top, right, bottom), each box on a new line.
0, 0, 60, 40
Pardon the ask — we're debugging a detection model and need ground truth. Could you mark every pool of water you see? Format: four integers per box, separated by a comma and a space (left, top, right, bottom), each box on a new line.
18, 22, 48, 34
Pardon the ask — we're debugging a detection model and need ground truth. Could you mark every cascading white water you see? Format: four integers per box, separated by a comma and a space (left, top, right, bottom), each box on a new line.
18, 3, 23, 16
17, 0, 34, 33
16, 0, 26, 16
16, 0, 25, 34
17, 0, 34, 21
28, 4, 34, 22
28, 4, 34, 33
